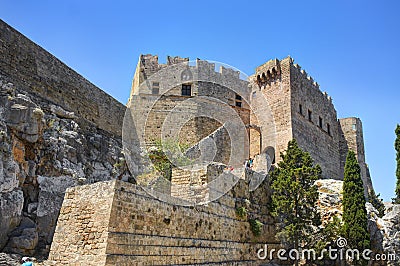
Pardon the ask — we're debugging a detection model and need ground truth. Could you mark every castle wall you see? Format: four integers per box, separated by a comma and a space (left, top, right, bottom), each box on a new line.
290, 64, 340, 180
0, 19, 125, 137
48, 179, 278, 265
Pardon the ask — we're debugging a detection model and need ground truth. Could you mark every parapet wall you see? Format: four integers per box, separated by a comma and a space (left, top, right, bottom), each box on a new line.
47, 179, 277, 265
0, 19, 125, 137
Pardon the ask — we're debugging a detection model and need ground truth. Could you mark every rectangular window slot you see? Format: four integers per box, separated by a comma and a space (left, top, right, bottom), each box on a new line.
181, 84, 191, 96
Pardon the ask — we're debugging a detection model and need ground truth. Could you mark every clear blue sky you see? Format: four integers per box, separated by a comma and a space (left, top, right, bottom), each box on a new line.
2, 0, 399, 201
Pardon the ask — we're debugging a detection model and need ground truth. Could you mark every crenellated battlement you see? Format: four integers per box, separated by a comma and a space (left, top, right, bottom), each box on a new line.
167, 55, 189, 65
131, 54, 249, 100
291, 61, 333, 104
255, 58, 282, 86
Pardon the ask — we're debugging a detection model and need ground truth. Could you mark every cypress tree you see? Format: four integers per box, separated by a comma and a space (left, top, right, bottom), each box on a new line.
394, 124, 400, 203
342, 151, 370, 265
270, 139, 322, 265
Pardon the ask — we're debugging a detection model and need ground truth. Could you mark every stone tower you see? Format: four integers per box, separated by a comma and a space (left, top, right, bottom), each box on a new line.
251, 57, 341, 180
339, 117, 374, 196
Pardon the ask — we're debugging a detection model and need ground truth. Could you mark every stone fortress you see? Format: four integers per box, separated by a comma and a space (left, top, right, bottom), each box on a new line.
0, 19, 382, 265
128, 54, 373, 197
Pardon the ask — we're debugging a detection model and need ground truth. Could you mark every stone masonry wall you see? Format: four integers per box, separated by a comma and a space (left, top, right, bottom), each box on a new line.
0, 19, 125, 137
47, 181, 115, 265
129, 55, 251, 148
47, 179, 278, 265
290, 63, 340, 180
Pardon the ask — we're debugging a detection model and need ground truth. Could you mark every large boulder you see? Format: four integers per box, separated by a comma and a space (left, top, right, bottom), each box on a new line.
0, 190, 24, 249
36, 176, 77, 245
5, 227, 38, 255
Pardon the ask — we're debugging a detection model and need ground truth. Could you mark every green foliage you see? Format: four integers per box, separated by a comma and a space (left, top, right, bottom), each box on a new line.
113, 157, 126, 169
368, 191, 385, 218
394, 124, 400, 203
321, 216, 343, 243
236, 207, 247, 218
249, 219, 263, 236
270, 139, 322, 251
313, 216, 343, 264
148, 144, 172, 181
342, 151, 370, 265
148, 139, 194, 181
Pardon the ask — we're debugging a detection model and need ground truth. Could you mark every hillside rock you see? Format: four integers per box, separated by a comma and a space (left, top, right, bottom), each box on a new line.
381, 204, 400, 265
315, 179, 343, 223
316, 179, 400, 265
0, 79, 127, 256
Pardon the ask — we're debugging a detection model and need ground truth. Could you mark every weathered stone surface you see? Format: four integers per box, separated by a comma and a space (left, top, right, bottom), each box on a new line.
0, 78, 125, 256
49, 105, 75, 119
36, 176, 77, 244
315, 179, 343, 223
4, 94, 43, 143
316, 179, 400, 265
366, 202, 385, 254
0, 190, 24, 249
5, 228, 38, 255
46, 178, 277, 265
381, 204, 400, 266
0, 19, 125, 137
0, 252, 22, 266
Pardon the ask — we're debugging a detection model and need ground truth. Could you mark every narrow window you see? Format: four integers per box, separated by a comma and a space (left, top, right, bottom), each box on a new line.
152, 82, 159, 94
235, 94, 242, 107
308, 110, 312, 122
319, 116, 323, 128
327, 123, 331, 135
352, 124, 356, 131
181, 84, 191, 96
299, 104, 303, 115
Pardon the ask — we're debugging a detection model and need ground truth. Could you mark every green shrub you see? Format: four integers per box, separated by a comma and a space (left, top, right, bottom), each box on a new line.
249, 219, 263, 236
236, 207, 247, 218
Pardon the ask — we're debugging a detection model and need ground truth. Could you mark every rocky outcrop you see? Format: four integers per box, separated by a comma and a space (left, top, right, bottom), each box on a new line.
315, 179, 343, 223
316, 179, 400, 265
0, 82, 24, 250
0, 78, 128, 256
381, 204, 400, 265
